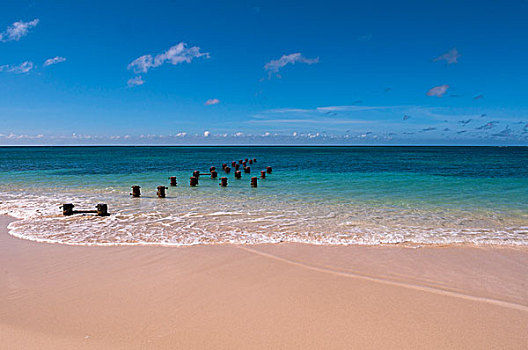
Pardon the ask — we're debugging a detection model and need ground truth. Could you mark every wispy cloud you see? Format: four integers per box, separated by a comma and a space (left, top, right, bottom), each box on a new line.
264, 53, 319, 78
127, 42, 209, 74
0, 61, 34, 74
127, 76, 145, 87
43, 56, 66, 66
205, 98, 220, 105
433, 48, 460, 64
357, 33, 373, 41
426, 84, 449, 97
0, 19, 39, 42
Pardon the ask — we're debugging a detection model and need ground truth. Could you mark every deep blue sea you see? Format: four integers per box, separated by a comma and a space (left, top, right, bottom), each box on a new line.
1, 146, 527, 246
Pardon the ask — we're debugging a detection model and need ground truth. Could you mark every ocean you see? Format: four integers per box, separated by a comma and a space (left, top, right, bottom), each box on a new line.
1, 146, 527, 246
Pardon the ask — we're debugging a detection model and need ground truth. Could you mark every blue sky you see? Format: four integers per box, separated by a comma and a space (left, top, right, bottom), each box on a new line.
0, 0, 527, 145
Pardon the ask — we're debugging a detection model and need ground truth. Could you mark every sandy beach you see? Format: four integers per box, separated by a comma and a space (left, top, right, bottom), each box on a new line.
1, 215, 527, 349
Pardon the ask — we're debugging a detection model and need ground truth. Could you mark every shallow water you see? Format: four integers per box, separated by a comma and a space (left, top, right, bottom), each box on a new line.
1, 146, 527, 246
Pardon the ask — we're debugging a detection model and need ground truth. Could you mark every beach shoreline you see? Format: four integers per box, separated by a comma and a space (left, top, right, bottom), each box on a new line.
1, 214, 527, 349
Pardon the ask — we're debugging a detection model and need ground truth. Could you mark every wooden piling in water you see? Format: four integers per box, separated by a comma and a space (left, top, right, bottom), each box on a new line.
211, 171, 218, 178
266, 166, 272, 174
235, 170, 242, 179
190, 177, 198, 186
220, 177, 228, 187
131, 185, 141, 197
169, 176, 177, 186
157, 186, 168, 198
60, 203, 74, 216
224, 166, 231, 174
260, 170, 266, 178
251, 177, 258, 187
96, 203, 109, 216
244, 166, 251, 174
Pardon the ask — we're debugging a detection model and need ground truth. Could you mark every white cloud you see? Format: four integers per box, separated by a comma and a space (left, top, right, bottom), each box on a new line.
203, 131, 211, 137
127, 76, 145, 87
434, 48, 460, 64
234, 132, 244, 137
0, 19, 39, 42
264, 53, 319, 78
426, 84, 449, 97
205, 98, 220, 105
128, 42, 209, 74
43, 56, 66, 66
0, 61, 34, 74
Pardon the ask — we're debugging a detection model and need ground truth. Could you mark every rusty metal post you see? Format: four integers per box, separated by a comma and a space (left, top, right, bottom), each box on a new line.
220, 177, 228, 187
244, 166, 251, 174
131, 185, 141, 197
193, 170, 200, 178
157, 186, 168, 198
169, 176, 177, 186
211, 170, 218, 178
260, 170, 266, 178
235, 170, 242, 179
266, 166, 272, 174
60, 203, 74, 216
96, 203, 109, 216
190, 177, 198, 186
251, 177, 258, 187
224, 166, 231, 174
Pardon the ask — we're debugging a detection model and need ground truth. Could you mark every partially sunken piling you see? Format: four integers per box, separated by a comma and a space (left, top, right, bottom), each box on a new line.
220, 177, 228, 187
131, 185, 141, 197
224, 166, 231, 174
251, 177, 258, 187
260, 170, 266, 178
96, 203, 109, 216
169, 176, 177, 186
244, 166, 251, 174
211, 171, 218, 179
266, 166, 272, 174
235, 170, 242, 179
157, 186, 168, 198
190, 177, 198, 187
61, 203, 74, 216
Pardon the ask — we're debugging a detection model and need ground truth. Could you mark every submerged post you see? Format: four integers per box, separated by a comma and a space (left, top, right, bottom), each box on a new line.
220, 177, 228, 187
244, 166, 251, 174
193, 170, 200, 178
131, 185, 141, 197
234, 170, 242, 179
60, 203, 74, 216
157, 186, 168, 198
96, 203, 109, 216
251, 177, 258, 187
266, 166, 272, 174
169, 176, 177, 186
224, 166, 231, 174
235, 164, 240, 170
211, 170, 218, 179
260, 170, 266, 178
190, 177, 198, 187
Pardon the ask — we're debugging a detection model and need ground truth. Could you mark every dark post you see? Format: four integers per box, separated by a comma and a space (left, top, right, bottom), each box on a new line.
251, 177, 258, 187
245, 158, 248, 163
169, 176, 177, 186
224, 166, 231, 174
61, 203, 74, 216
249, 159, 253, 164
260, 170, 266, 178
222, 163, 227, 170
131, 185, 141, 197
239, 159, 243, 164
242, 161, 247, 167
193, 170, 200, 178
231, 161, 236, 167
96, 203, 109, 216
235, 164, 240, 170
253, 158, 257, 163
210, 166, 216, 172
244, 166, 251, 174
157, 186, 168, 198
266, 166, 272, 174
235, 170, 242, 179
220, 177, 228, 187
211, 170, 218, 179
190, 177, 198, 186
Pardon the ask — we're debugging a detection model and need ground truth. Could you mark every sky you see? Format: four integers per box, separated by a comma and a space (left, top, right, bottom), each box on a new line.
0, 0, 527, 145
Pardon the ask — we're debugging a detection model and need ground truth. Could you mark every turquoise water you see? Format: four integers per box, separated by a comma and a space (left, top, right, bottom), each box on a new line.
1, 146, 527, 246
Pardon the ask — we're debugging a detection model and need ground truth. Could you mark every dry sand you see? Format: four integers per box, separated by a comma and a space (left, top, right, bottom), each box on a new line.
1, 215, 527, 349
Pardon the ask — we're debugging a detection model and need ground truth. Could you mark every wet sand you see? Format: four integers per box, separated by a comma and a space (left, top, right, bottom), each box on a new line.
1, 215, 527, 349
